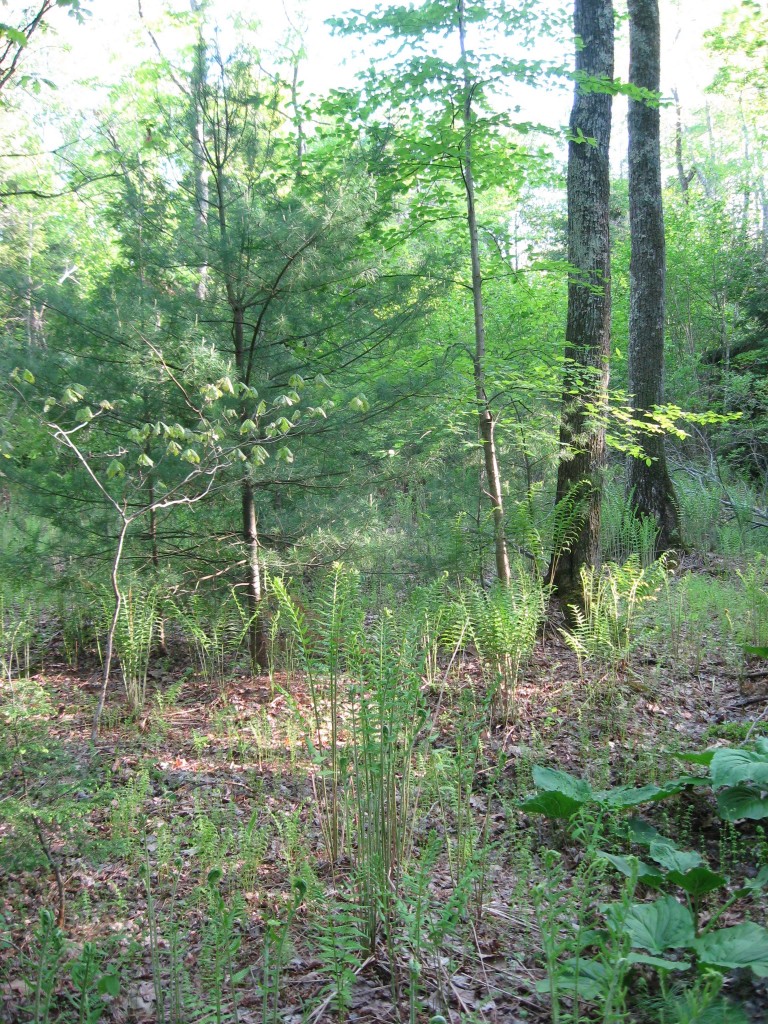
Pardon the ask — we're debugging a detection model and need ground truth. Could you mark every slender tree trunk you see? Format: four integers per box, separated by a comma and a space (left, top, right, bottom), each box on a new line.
232, 304, 267, 668
190, 1, 209, 300
241, 478, 266, 668
457, 0, 511, 586
92, 517, 129, 742
550, 0, 614, 602
626, 0, 680, 551
672, 88, 694, 200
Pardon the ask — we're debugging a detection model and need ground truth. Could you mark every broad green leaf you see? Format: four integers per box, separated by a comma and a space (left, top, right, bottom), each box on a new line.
736, 867, 768, 897
106, 460, 125, 479
532, 766, 593, 802
535, 958, 610, 1001
648, 842, 703, 874
628, 818, 668, 846
97, 973, 120, 996
666, 866, 728, 896
596, 782, 679, 808
716, 785, 768, 821
180, 448, 200, 464
519, 791, 585, 819
137, 453, 154, 468
674, 750, 717, 767
251, 446, 268, 465
597, 851, 663, 885
694, 923, 768, 977
621, 897, 695, 955
710, 747, 768, 789
744, 646, 768, 658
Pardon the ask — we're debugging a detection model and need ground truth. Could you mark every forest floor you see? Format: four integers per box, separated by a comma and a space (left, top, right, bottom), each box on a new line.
2, 565, 768, 1023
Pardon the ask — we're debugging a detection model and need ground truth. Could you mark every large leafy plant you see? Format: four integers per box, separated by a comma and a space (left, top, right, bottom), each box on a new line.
523, 746, 768, 1015
522, 738, 768, 823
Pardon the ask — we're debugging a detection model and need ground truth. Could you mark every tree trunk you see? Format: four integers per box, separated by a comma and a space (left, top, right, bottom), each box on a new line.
626, 0, 680, 551
550, 0, 614, 602
458, 0, 511, 586
241, 478, 267, 669
190, 1, 209, 300
231, 303, 267, 668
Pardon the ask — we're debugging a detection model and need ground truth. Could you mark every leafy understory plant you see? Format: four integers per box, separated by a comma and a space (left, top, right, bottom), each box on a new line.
173, 590, 254, 691
519, 764, 701, 820
523, 756, 768, 1018
522, 738, 768, 824
110, 582, 159, 715
311, 889, 366, 1021
674, 738, 768, 821
462, 566, 544, 720
561, 555, 667, 674
0, 595, 38, 681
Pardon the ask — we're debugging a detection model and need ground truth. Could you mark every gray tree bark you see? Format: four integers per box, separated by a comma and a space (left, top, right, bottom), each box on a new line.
458, 0, 511, 586
550, 0, 614, 602
626, 0, 680, 551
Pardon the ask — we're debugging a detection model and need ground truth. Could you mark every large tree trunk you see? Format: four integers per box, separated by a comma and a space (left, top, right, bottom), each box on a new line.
458, 0, 511, 586
626, 0, 680, 551
550, 0, 614, 602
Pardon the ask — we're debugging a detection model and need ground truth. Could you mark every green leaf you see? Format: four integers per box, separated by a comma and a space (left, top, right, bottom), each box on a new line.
674, 749, 717, 767
1, 26, 29, 47
716, 785, 768, 821
207, 868, 223, 887
694, 923, 768, 977
648, 842, 703, 874
596, 782, 684, 808
710, 747, 768, 788
106, 460, 125, 479
620, 897, 695, 955
744, 646, 768, 658
180, 448, 200, 465
628, 817, 666, 845
251, 446, 268, 466
666, 866, 728, 896
519, 791, 585, 819
597, 852, 663, 885
97, 974, 120, 997
532, 766, 593, 802
626, 952, 690, 972
535, 957, 610, 1001
137, 453, 154, 468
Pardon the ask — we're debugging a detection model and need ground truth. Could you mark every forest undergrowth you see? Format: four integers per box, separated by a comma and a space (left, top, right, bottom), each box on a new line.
2, 556, 768, 1024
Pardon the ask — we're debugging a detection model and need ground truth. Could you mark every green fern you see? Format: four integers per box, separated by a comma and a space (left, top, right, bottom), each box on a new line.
311, 890, 366, 1020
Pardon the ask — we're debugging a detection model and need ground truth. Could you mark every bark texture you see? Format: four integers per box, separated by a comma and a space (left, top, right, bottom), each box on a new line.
550, 0, 614, 600
626, 0, 680, 551
458, 0, 511, 585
